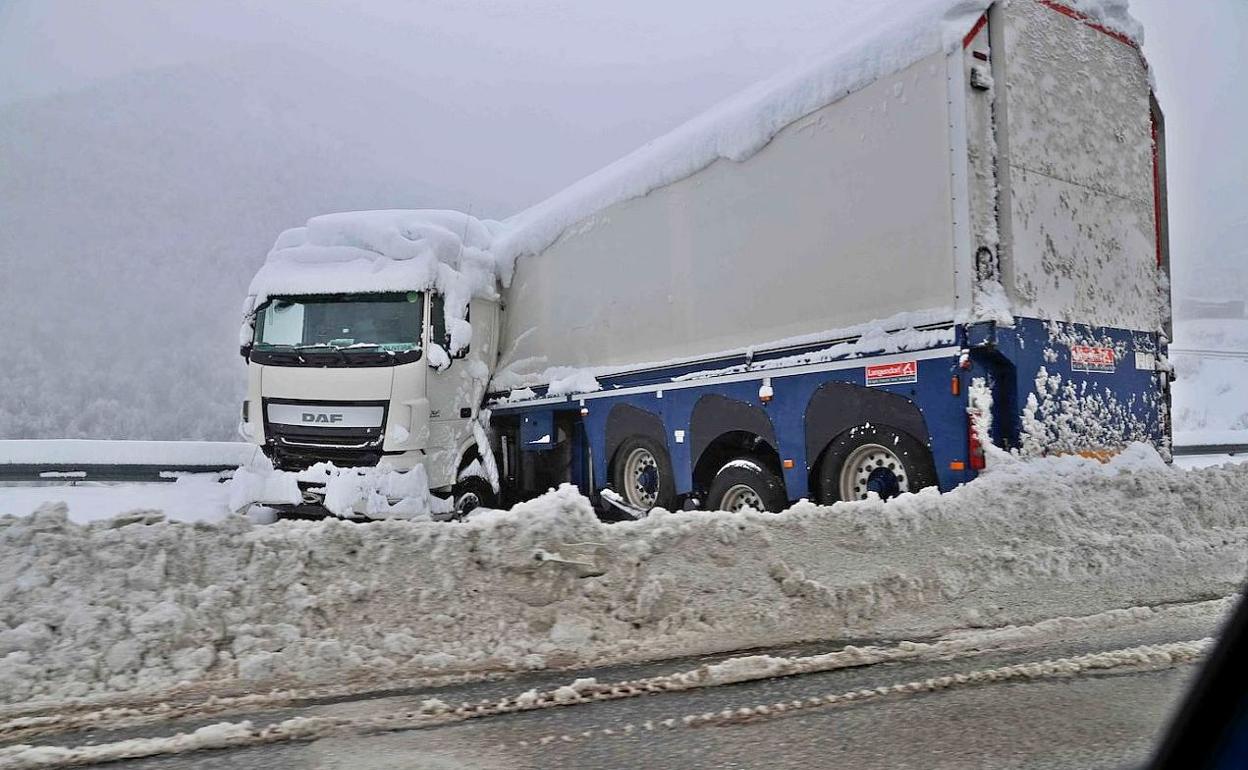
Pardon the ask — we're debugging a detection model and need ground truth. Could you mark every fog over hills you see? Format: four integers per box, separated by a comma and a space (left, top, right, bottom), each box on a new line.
0, 51, 509, 439
0, 39, 755, 439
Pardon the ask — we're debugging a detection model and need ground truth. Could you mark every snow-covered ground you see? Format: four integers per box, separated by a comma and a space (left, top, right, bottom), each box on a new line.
1172, 318, 1248, 445
1173, 452, 1248, 470
1, 447, 1245, 710
0, 478, 267, 526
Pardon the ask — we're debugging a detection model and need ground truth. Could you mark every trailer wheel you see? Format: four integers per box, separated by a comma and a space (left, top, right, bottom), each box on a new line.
611, 437, 677, 512
817, 424, 936, 503
706, 459, 787, 513
453, 475, 497, 517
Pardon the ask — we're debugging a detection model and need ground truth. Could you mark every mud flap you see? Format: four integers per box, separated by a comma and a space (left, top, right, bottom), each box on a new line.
599, 488, 648, 520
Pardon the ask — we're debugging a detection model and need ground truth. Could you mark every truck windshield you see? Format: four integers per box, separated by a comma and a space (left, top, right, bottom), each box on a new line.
254, 292, 423, 354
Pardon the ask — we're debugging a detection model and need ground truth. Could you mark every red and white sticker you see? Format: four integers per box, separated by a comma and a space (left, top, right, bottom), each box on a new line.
866, 360, 918, 386
1071, 345, 1116, 373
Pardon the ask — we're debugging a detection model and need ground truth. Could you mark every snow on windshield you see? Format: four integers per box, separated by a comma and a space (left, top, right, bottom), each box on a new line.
254, 293, 423, 352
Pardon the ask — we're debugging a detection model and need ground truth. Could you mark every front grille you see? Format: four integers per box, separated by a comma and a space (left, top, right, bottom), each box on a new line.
262, 399, 388, 471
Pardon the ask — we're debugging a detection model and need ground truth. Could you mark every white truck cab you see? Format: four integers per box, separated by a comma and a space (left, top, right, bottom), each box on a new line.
238, 288, 500, 510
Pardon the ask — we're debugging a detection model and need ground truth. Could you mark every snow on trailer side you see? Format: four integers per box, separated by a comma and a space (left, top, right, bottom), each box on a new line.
992, 0, 1165, 332
489, 32, 986, 507
958, 0, 1172, 458
498, 50, 960, 380
492, 0, 1147, 390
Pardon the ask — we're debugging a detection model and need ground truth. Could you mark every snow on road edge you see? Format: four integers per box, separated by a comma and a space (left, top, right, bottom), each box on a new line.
1, 448, 1245, 707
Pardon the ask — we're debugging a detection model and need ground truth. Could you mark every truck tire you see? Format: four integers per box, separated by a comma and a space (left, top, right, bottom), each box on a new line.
453, 475, 497, 517
611, 436, 677, 512
706, 458, 787, 513
816, 424, 936, 503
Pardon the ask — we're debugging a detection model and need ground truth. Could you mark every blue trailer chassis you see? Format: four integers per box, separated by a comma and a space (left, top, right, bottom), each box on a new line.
489, 316, 1169, 508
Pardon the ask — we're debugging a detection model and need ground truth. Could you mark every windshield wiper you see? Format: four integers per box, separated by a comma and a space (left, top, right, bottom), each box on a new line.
294, 344, 348, 364
252, 344, 302, 362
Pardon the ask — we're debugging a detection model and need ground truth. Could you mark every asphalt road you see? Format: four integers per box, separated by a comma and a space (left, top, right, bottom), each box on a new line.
15, 603, 1218, 770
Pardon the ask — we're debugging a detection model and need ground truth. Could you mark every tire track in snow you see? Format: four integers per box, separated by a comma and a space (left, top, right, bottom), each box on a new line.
0, 596, 1229, 746
512, 639, 1210, 750
0, 632, 1214, 768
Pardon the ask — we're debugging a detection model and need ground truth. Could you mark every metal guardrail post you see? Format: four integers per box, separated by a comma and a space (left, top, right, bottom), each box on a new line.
0, 464, 237, 483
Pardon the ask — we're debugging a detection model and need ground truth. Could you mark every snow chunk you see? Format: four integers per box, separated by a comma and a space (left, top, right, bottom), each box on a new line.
546, 370, 602, 397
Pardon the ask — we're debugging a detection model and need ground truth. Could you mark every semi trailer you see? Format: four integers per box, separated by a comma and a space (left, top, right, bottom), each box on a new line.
238, 0, 1171, 518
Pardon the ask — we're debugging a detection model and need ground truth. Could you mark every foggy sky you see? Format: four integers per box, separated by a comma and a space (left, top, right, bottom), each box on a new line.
1, 0, 1242, 296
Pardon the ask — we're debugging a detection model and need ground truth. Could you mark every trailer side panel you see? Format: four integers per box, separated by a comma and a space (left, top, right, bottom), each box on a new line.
500, 51, 958, 382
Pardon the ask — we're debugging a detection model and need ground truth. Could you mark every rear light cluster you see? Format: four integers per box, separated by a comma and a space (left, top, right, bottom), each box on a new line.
967, 410, 987, 471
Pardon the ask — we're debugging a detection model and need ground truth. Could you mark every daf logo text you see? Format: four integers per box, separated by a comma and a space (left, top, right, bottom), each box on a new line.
302, 412, 345, 424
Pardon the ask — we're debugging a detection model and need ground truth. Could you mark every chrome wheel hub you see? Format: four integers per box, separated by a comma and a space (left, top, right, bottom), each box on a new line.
839, 443, 908, 501
720, 483, 764, 512
623, 447, 660, 508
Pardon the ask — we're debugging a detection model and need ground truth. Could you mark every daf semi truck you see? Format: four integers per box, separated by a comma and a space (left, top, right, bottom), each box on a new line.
238, 0, 1171, 517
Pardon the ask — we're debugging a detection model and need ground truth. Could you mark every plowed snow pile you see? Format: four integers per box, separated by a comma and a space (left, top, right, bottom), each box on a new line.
2, 447, 1246, 706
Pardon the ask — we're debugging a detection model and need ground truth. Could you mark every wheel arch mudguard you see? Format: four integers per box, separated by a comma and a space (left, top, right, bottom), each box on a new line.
605, 403, 668, 467
804, 382, 931, 465
689, 394, 778, 469
455, 432, 485, 474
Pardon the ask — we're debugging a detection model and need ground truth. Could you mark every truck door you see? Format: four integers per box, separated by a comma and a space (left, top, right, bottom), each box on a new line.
425, 295, 498, 488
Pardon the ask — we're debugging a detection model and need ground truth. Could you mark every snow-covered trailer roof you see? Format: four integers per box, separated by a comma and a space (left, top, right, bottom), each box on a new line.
494, 0, 1140, 276
248, 0, 1139, 289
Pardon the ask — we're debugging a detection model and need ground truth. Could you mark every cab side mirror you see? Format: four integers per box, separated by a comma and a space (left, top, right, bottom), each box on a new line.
428, 344, 452, 372
239, 296, 258, 360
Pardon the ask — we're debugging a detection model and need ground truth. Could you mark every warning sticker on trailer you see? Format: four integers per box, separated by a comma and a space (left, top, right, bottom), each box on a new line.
1071, 345, 1116, 373
866, 360, 918, 386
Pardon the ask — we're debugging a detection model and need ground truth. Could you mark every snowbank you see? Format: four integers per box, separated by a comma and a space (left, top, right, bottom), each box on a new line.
227, 459, 454, 520
0, 447, 1242, 707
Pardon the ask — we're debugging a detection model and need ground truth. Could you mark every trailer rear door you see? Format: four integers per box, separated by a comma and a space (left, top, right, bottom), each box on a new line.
994, 0, 1167, 334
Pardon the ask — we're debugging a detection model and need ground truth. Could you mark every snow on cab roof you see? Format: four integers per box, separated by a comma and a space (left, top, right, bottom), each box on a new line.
247, 209, 504, 308
249, 0, 1141, 301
